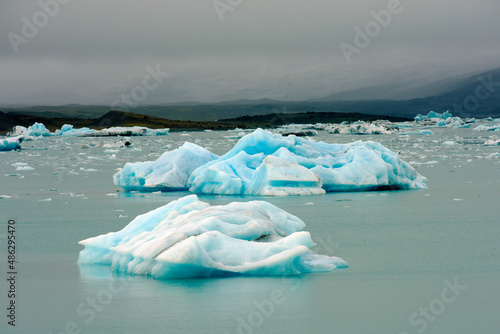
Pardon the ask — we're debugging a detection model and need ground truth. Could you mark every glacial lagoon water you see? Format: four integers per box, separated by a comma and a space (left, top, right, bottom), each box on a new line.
1, 128, 499, 333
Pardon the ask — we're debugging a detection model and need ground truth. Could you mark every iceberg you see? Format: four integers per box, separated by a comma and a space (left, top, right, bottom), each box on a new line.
0, 136, 23, 151
188, 128, 426, 195
474, 124, 500, 132
325, 120, 394, 135
84, 126, 169, 136
54, 124, 96, 136
26, 122, 52, 137
77, 195, 348, 278
415, 111, 452, 121
114, 142, 219, 191
414, 111, 474, 128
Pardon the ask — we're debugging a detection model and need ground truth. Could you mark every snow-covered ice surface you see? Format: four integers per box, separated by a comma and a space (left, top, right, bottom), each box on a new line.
78, 195, 347, 278
113, 142, 219, 191
189, 128, 426, 195
1, 124, 500, 333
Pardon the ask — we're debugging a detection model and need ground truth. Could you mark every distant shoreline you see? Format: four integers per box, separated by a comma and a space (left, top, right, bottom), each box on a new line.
0, 110, 411, 134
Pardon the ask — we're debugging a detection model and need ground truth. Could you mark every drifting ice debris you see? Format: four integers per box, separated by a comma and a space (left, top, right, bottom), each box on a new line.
84, 126, 169, 137
77, 195, 348, 278
484, 139, 500, 146
0, 136, 23, 151
474, 124, 500, 132
414, 111, 475, 128
113, 142, 219, 191
188, 128, 426, 195
324, 121, 394, 135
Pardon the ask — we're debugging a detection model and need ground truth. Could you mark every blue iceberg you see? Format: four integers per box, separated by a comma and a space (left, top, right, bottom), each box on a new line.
26, 122, 52, 137
188, 128, 426, 195
54, 124, 97, 136
77, 195, 347, 278
414, 110, 452, 121
0, 136, 23, 151
113, 142, 219, 191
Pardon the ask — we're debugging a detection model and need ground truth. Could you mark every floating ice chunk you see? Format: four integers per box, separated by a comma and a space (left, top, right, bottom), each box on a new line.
484, 139, 500, 146
325, 120, 393, 135
26, 122, 52, 137
16, 165, 34, 171
0, 136, 23, 151
114, 142, 219, 191
84, 126, 169, 137
475, 124, 500, 132
54, 124, 97, 136
415, 111, 452, 121
189, 129, 426, 195
77, 195, 347, 278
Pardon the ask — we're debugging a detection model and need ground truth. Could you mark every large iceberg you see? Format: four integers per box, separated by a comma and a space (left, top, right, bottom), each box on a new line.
114, 142, 219, 191
77, 195, 348, 278
188, 128, 426, 195
0, 136, 23, 151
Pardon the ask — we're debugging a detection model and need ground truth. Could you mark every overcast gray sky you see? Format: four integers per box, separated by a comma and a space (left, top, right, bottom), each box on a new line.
1, 0, 499, 106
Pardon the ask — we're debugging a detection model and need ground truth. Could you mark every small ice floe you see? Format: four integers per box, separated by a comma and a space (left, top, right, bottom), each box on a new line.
410, 161, 439, 165
484, 139, 500, 146
38, 198, 52, 202
485, 153, 500, 160
0, 195, 16, 199
442, 141, 457, 146
16, 165, 34, 171
453, 198, 465, 201
80, 167, 98, 172
304, 202, 315, 205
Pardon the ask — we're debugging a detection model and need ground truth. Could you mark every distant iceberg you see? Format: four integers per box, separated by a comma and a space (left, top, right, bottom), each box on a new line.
27, 122, 52, 137
0, 136, 23, 151
84, 126, 169, 137
188, 128, 426, 195
415, 111, 452, 121
77, 195, 348, 278
414, 111, 475, 128
114, 142, 219, 191
54, 124, 96, 136
7, 122, 51, 138
325, 120, 394, 135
